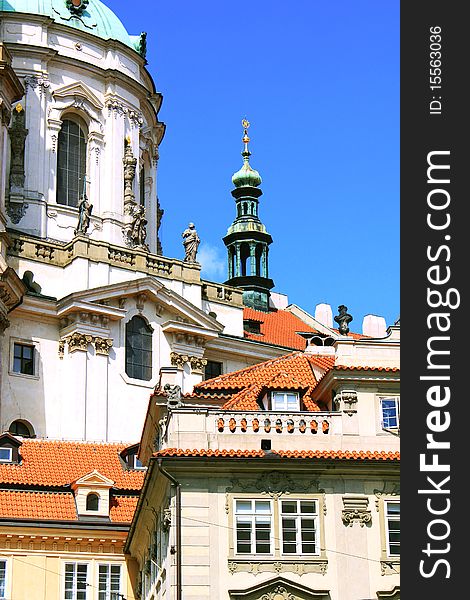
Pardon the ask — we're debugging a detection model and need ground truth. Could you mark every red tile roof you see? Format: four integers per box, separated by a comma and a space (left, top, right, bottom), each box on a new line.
154, 448, 400, 461
0, 440, 145, 489
0, 440, 144, 524
0, 490, 140, 523
242, 308, 367, 349
243, 308, 317, 350
109, 495, 140, 523
195, 352, 335, 411
0, 490, 77, 520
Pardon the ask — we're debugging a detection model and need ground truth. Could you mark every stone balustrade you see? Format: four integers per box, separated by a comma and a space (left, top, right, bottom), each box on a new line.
213, 411, 341, 436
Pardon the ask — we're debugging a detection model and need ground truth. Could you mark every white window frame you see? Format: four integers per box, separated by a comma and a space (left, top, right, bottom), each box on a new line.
379, 396, 400, 432
0, 448, 12, 463
9, 338, 40, 379
279, 498, 320, 557
0, 559, 7, 600
63, 561, 89, 600
234, 499, 274, 556
271, 391, 300, 411
384, 500, 400, 558
97, 563, 122, 600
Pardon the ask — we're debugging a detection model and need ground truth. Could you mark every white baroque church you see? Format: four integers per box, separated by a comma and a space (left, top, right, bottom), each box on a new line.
0, 0, 324, 444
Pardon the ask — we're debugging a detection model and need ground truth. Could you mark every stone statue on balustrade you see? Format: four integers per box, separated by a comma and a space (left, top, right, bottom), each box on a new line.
182, 222, 200, 263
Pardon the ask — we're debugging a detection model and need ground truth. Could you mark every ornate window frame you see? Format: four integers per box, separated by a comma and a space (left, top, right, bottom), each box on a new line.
226, 472, 328, 576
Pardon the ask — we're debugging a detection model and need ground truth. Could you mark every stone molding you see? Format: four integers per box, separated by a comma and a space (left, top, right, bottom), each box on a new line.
341, 495, 372, 527
59, 334, 113, 356
170, 352, 207, 373
333, 390, 358, 415
227, 559, 328, 577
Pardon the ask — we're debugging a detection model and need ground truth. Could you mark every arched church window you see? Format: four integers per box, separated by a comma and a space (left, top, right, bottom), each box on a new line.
9, 419, 35, 438
125, 316, 153, 381
57, 117, 87, 207
86, 493, 99, 511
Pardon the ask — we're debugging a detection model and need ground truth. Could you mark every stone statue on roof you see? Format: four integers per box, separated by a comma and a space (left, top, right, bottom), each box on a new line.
334, 305, 353, 335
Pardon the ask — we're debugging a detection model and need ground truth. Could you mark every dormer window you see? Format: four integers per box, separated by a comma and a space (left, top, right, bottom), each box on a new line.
71, 470, 114, 519
121, 444, 145, 470
0, 448, 12, 463
271, 392, 300, 412
86, 493, 99, 511
0, 433, 22, 464
244, 319, 262, 334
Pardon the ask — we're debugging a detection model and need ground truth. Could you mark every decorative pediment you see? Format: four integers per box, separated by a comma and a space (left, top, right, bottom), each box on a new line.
229, 576, 330, 599
72, 470, 114, 489
52, 82, 103, 111
58, 277, 224, 336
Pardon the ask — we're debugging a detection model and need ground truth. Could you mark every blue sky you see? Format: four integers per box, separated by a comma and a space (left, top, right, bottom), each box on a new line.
111, 0, 399, 329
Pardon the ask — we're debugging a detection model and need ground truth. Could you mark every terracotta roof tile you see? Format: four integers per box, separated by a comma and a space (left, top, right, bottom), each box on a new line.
243, 308, 317, 350
154, 448, 400, 461
0, 490, 77, 521
109, 495, 139, 523
0, 440, 145, 490
195, 352, 335, 411
0, 490, 139, 523
242, 308, 367, 349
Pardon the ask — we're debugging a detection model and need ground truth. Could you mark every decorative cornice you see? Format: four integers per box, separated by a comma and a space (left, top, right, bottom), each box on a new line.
60, 334, 113, 355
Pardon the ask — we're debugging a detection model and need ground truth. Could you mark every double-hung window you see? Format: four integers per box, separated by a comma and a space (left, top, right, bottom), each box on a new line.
98, 564, 122, 600
235, 500, 272, 555
385, 501, 400, 557
64, 563, 88, 600
280, 499, 319, 555
0, 560, 6, 599
380, 397, 400, 431
272, 392, 300, 411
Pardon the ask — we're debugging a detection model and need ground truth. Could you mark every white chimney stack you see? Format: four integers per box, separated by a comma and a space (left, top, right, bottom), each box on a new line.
362, 315, 387, 338
315, 303, 333, 328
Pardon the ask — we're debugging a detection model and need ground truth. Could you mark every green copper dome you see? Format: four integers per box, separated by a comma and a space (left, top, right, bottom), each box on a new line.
0, 0, 139, 51
232, 155, 262, 188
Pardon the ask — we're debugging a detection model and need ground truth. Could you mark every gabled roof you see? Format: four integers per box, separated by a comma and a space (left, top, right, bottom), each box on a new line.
194, 352, 335, 411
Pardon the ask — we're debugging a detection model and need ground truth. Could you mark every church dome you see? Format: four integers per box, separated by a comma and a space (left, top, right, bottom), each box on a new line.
0, 0, 137, 50
232, 156, 262, 188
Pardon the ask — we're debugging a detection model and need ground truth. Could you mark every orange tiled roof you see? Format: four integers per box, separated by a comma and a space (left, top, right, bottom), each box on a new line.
0, 490, 140, 523
0, 439, 145, 489
195, 352, 335, 411
154, 448, 400, 461
243, 308, 367, 349
0, 490, 77, 520
243, 308, 317, 350
109, 495, 140, 523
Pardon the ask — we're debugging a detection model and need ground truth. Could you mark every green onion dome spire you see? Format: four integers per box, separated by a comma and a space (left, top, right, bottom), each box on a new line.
231, 119, 262, 188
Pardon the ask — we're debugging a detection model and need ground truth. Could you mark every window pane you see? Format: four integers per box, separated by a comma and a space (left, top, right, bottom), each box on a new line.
300, 501, 316, 514
281, 501, 297, 514
254, 501, 270, 514
235, 500, 251, 513
387, 503, 400, 515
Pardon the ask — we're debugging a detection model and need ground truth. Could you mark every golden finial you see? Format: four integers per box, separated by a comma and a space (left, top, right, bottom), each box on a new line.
125, 135, 132, 145
242, 118, 250, 146
15, 103, 24, 113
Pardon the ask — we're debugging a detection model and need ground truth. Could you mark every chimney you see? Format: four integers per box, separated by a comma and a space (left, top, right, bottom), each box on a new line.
315, 303, 333, 328
362, 315, 387, 338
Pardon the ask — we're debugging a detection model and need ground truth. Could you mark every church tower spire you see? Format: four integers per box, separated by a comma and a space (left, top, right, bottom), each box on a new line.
223, 120, 274, 311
